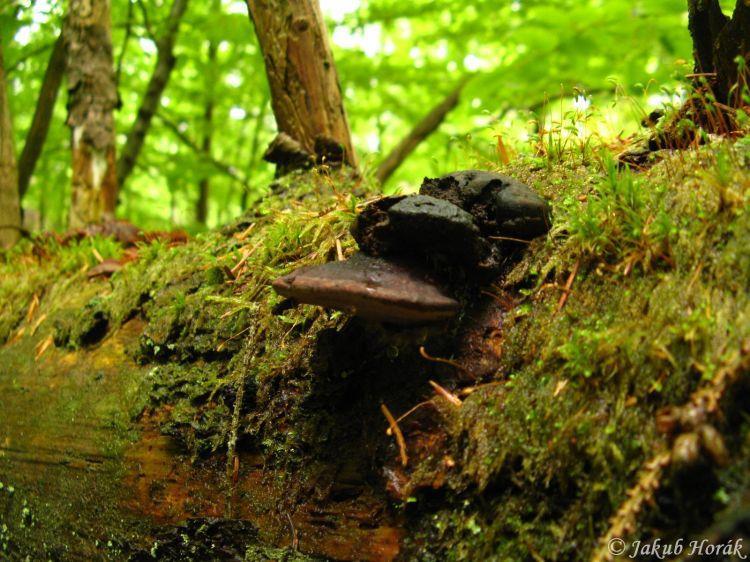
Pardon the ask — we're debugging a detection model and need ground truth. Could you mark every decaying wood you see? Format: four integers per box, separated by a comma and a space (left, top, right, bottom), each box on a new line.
18, 32, 66, 199
65, 0, 119, 227
375, 77, 468, 185
245, 0, 357, 174
117, 0, 189, 188
0, 41, 21, 249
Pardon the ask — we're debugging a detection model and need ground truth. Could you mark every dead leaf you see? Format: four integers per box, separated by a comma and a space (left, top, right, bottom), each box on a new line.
87, 259, 123, 278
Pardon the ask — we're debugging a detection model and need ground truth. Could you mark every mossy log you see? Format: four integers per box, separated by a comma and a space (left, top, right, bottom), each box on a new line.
2, 158, 750, 561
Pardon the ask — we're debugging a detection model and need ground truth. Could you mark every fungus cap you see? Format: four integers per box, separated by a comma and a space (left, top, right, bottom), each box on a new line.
272, 253, 460, 325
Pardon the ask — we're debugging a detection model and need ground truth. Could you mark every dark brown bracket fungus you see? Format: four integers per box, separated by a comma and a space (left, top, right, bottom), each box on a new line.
352, 194, 501, 275
420, 170, 552, 241
272, 252, 460, 325
272, 170, 551, 324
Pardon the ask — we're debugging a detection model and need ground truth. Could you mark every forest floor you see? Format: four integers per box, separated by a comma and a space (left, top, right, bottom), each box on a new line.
1, 137, 750, 561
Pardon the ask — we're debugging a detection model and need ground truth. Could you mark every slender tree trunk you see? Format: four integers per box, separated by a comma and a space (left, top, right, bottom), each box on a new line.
64, 0, 119, 227
375, 78, 467, 185
0, 42, 21, 248
117, 0, 189, 188
240, 98, 269, 209
17, 32, 66, 200
688, 0, 750, 105
245, 0, 357, 175
196, 35, 217, 226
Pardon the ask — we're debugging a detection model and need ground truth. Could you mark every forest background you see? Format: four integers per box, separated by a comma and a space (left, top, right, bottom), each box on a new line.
3, 0, 697, 232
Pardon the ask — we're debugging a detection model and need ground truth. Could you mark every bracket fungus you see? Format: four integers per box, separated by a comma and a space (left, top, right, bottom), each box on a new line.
420, 170, 552, 241
272, 170, 551, 324
272, 252, 460, 325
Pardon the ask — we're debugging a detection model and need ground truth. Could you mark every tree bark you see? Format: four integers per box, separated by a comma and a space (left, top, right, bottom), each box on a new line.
117, 0, 189, 189
375, 78, 467, 185
688, 0, 750, 105
0, 42, 21, 249
65, 0, 119, 227
17, 32, 66, 200
687, 0, 728, 75
245, 0, 357, 175
713, 0, 750, 105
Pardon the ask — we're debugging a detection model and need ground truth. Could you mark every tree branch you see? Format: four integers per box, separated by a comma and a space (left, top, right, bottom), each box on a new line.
157, 112, 251, 191
240, 98, 269, 209
135, 0, 158, 42
196, 18, 218, 225
18, 32, 66, 199
6, 41, 55, 75
115, 0, 135, 86
375, 76, 469, 185
116, 0, 189, 188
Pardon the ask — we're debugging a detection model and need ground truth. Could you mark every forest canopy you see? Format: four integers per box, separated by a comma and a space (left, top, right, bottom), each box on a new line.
3, 0, 701, 231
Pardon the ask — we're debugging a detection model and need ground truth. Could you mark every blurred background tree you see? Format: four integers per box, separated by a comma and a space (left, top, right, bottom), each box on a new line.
0, 0, 729, 232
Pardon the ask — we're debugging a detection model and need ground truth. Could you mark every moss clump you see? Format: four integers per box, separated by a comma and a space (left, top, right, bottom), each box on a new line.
400, 138, 750, 560
53, 297, 110, 348
0, 236, 122, 344
144, 362, 252, 458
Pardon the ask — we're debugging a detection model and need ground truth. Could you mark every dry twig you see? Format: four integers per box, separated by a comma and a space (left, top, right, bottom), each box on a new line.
556, 259, 580, 313
419, 346, 465, 373
429, 380, 462, 407
381, 403, 408, 467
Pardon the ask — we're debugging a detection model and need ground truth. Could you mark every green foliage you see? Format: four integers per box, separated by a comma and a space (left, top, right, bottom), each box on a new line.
5, 0, 697, 230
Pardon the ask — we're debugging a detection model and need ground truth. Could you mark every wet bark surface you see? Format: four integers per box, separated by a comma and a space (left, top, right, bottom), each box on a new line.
0, 276, 512, 561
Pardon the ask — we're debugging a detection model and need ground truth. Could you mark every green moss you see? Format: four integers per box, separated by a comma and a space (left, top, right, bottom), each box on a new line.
402, 139, 750, 560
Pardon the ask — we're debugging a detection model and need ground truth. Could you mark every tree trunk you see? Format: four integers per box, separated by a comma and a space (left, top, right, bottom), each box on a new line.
688, 0, 750, 105
687, 0, 728, 75
713, 0, 750, 105
117, 0, 189, 188
17, 32, 66, 200
0, 41, 21, 249
196, 22, 217, 226
245, 0, 357, 175
375, 78, 468, 185
64, 0, 119, 227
